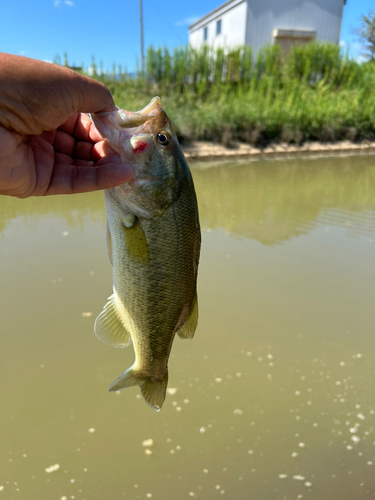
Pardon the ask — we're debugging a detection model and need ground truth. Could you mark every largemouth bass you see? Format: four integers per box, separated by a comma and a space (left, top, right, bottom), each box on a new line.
90, 97, 201, 411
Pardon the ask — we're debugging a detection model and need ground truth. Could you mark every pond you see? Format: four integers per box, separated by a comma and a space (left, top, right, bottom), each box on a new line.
1, 154, 375, 500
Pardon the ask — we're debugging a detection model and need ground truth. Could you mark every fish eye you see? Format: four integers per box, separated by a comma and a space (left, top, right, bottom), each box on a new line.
157, 132, 170, 147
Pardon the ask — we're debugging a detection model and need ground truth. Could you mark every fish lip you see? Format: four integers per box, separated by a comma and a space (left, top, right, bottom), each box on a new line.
137, 96, 162, 116
117, 97, 163, 130
89, 99, 161, 131
117, 112, 150, 129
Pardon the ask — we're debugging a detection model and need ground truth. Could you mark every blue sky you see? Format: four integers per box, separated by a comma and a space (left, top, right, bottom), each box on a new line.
0, 0, 373, 72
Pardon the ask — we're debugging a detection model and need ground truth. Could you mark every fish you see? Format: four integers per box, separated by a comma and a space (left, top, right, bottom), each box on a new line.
90, 97, 201, 411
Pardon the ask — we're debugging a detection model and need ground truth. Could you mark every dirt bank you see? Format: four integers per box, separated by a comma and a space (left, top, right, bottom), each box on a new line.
183, 140, 375, 163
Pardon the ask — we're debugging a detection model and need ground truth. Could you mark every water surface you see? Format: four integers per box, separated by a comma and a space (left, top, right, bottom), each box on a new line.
1, 155, 375, 500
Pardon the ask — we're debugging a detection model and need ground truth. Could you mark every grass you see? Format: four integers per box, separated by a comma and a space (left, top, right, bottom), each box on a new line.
66, 43, 375, 145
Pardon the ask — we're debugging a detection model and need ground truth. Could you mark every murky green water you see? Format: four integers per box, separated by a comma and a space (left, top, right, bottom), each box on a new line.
1, 155, 375, 500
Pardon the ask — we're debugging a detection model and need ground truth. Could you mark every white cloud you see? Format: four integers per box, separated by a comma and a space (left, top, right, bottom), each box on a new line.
19, 50, 26, 56
356, 55, 367, 64
339, 40, 346, 47
54, 0, 74, 7
175, 15, 201, 27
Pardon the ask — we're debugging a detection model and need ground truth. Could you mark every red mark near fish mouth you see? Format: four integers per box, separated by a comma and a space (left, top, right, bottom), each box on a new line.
133, 141, 148, 153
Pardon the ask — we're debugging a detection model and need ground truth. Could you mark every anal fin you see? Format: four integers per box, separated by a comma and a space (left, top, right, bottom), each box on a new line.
94, 294, 132, 348
177, 292, 198, 340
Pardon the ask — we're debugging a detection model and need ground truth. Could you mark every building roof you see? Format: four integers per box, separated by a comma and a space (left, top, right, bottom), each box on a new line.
189, 0, 347, 32
189, 0, 244, 31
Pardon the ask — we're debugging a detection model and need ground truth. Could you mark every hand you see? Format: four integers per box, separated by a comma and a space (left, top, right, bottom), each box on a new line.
0, 54, 134, 198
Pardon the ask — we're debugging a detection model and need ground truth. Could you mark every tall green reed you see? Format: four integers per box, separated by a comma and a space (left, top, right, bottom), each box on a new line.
54, 42, 375, 143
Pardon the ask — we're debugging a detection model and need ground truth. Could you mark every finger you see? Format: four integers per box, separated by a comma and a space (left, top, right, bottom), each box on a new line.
95, 153, 123, 166
54, 130, 75, 156
76, 159, 95, 166
92, 140, 117, 160
44, 162, 135, 196
88, 121, 105, 143
75, 141, 95, 161
55, 152, 74, 165
76, 76, 116, 114
59, 113, 103, 145
75, 114, 103, 142
55, 152, 95, 166
57, 114, 80, 136
54, 133, 116, 162
55, 132, 96, 160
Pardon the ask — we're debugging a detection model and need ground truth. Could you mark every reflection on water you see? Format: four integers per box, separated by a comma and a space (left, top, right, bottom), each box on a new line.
1, 155, 375, 500
193, 155, 375, 245
0, 193, 106, 237
2, 155, 375, 245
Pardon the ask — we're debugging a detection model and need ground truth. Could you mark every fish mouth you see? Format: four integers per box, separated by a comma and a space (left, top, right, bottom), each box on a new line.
89, 96, 172, 151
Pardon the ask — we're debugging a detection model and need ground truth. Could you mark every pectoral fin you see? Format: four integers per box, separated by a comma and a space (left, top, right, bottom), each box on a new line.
177, 292, 198, 340
94, 294, 132, 348
123, 220, 150, 266
122, 212, 136, 228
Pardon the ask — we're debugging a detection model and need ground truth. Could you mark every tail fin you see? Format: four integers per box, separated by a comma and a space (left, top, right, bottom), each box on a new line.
109, 365, 168, 411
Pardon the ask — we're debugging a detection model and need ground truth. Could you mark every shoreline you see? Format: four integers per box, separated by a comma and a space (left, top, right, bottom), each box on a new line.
183, 140, 375, 163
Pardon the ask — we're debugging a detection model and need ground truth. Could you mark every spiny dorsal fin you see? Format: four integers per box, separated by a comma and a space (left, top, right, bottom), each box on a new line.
94, 294, 132, 348
177, 292, 198, 340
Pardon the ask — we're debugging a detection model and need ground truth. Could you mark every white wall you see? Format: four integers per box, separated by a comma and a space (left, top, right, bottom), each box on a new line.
245, 0, 345, 57
189, 0, 247, 50
189, 0, 345, 57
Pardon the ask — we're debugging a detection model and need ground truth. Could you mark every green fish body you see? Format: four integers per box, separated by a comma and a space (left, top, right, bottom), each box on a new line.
90, 97, 201, 410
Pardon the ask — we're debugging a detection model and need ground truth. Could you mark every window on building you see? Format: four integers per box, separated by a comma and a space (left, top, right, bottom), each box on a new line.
203, 26, 208, 41
216, 19, 222, 36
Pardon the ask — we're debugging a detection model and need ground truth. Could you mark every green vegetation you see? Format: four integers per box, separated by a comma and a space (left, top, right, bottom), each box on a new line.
65, 43, 375, 145
354, 9, 375, 62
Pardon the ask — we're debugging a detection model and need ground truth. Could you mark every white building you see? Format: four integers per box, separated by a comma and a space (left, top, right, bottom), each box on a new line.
189, 0, 346, 56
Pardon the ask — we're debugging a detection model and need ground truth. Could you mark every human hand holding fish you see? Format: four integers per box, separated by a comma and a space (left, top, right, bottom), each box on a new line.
0, 54, 134, 198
